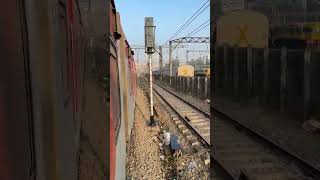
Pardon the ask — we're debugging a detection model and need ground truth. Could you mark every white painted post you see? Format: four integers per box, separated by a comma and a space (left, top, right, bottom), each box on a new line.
169, 41, 173, 86
145, 17, 156, 126
149, 54, 154, 119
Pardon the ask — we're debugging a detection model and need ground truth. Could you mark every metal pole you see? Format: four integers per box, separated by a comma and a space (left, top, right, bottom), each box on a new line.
207, 53, 210, 68
159, 46, 163, 80
169, 41, 172, 85
186, 50, 189, 64
137, 51, 139, 64
145, 16, 156, 125
149, 54, 155, 124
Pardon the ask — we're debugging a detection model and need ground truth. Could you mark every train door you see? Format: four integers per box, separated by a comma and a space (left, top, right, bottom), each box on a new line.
0, 0, 35, 179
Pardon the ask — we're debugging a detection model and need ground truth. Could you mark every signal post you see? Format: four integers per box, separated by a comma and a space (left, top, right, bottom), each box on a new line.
145, 17, 157, 126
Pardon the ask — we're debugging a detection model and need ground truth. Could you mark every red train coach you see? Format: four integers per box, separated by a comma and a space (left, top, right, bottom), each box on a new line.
110, 0, 137, 179
1, 0, 85, 179
1, 0, 133, 179
109, 0, 120, 179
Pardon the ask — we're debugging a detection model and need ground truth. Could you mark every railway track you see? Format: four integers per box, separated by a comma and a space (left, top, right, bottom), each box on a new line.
149, 78, 320, 180
154, 84, 210, 147
212, 117, 314, 180
151, 80, 210, 148
140, 78, 213, 179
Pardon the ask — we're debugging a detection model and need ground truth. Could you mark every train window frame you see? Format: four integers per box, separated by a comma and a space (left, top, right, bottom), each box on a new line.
110, 40, 122, 143
57, 1, 71, 107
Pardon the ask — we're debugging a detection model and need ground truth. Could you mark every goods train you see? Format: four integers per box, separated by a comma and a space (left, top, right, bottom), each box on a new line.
162, 64, 195, 77
153, 70, 160, 75
1, 0, 86, 179
177, 64, 194, 77
216, 10, 269, 48
157, 65, 211, 78
270, 22, 320, 49
1, 0, 136, 179
110, 1, 137, 180
215, 9, 320, 49
195, 68, 210, 77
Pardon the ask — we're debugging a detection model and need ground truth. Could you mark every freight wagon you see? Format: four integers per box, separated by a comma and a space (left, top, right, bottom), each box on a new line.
177, 64, 194, 77
216, 10, 269, 48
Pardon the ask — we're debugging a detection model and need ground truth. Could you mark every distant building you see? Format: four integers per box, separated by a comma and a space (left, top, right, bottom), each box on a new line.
136, 63, 148, 75
187, 56, 209, 70
162, 59, 180, 76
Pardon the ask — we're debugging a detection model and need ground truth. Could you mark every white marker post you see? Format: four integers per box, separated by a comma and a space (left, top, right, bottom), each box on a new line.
145, 17, 156, 126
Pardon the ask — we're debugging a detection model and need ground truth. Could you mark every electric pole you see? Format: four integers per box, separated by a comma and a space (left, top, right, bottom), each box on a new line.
169, 41, 173, 85
131, 47, 144, 63
159, 46, 163, 80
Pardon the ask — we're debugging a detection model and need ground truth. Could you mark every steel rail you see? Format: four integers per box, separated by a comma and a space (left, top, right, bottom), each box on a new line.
143, 78, 210, 147
153, 81, 210, 118
151, 79, 320, 179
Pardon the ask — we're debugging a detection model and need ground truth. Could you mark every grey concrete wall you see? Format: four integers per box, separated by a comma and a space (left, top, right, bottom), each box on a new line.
160, 75, 210, 100
199, 78, 206, 99
206, 78, 210, 99
309, 51, 320, 120
187, 77, 192, 95
213, 45, 320, 122
268, 49, 282, 109
252, 48, 264, 104
286, 50, 304, 118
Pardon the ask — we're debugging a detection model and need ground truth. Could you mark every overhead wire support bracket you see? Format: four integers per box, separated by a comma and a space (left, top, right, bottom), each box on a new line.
170, 37, 210, 52
170, 37, 210, 44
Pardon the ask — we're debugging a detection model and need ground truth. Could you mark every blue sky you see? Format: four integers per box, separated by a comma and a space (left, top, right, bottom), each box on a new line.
114, 0, 210, 66
114, 0, 210, 46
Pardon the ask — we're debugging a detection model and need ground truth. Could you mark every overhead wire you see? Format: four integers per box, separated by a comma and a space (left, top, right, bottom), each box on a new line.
164, 0, 209, 45
185, 19, 210, 37
192, 22, 210, 35
171, 19, 210, 51
161, 0, 210, 67
167, 0, 209, 41
170, 4, 209, 40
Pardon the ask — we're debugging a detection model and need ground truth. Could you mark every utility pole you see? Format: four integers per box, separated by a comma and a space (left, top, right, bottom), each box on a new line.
169, 41, 172, 85
145, 17, 156, 126
159, 46, 163, 80
186, 50, 189, 64
303, 0, 307, 23
168, 37, 209, 84
131, 46, 144, 64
